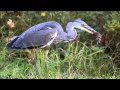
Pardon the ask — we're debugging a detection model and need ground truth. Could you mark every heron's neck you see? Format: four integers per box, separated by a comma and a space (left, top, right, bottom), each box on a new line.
40, 21, 76, 41
48, 21, 68, 39
66, 23, 77, 41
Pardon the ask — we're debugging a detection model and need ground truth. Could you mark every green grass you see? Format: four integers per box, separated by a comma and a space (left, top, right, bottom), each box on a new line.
0, 41, 119, 79
1, 11, 120, 79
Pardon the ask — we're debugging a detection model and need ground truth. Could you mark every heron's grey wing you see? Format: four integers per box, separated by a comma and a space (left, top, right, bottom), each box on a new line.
13, 28, 58, 49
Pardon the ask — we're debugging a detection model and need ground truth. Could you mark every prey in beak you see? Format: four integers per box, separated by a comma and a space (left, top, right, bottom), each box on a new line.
93, 32, 102, 45
74, 18, 102, 45
80, 25, 102, 45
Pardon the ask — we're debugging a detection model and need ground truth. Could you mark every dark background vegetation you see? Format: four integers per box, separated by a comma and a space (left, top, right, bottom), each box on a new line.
0, 11, 120, 78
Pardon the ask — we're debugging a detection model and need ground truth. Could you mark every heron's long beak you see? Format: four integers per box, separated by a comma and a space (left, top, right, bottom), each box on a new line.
83, 25, 97, 34
81, 25, 102, 45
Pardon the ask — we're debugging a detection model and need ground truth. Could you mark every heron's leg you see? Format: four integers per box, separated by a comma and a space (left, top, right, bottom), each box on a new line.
44, 49, 49, 69
32, 49, 40, 75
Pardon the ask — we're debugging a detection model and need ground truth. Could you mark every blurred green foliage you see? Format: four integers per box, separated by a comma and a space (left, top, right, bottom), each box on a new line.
0, 11, 120, 78
0, 11, 120, 33
1, 11, 120, 55
0, 11, 120, 35
0, 11, 120, 51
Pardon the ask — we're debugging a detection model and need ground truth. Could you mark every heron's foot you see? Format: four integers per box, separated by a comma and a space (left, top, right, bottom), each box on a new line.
36, 68, 40, 76
32, 58, 40, 76
44, 57, 48, 69
44, 57, 49, 76
33, 61, 40, 76
44, 49, 49, 69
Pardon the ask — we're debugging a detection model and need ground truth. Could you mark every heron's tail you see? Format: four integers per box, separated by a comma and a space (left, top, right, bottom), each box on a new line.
7, 36, 19, 50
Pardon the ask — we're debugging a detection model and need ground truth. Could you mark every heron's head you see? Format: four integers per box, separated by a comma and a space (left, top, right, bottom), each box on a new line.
71, 18, 97, 34
67, 18, 101, 44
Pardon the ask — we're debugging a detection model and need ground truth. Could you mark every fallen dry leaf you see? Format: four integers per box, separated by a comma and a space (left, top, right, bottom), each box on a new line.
6, 19, 15, 29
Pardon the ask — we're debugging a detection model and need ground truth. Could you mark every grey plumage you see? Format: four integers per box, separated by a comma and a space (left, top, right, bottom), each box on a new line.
7, 21, 67, 49
7, 19, 101, 50
6, 18, 101, 75
7, 28, 57, 49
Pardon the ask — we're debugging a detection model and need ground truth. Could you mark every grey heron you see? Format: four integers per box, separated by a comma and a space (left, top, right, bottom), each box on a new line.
7, 18, 101, 75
